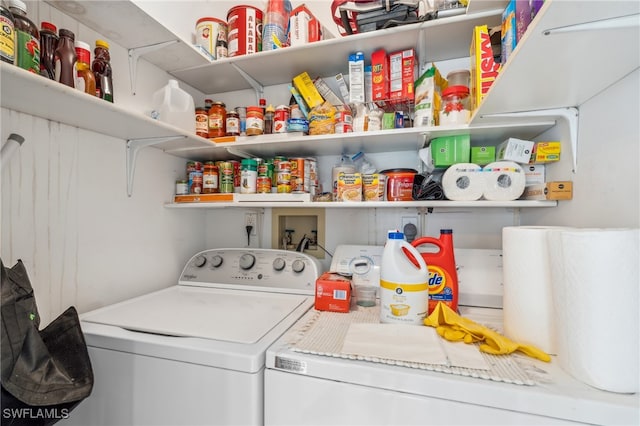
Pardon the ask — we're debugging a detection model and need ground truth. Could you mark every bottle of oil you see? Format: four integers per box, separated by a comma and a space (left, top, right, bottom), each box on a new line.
7, 0, 39, 73
411, 229, 459, 314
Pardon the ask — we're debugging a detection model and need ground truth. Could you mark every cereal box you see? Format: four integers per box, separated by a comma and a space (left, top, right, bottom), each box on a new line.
389, 48, 415, 101
337, 172, 362, 202
315, 272, 352, 313
470, 25, 501, 111
371, 49, 389, 101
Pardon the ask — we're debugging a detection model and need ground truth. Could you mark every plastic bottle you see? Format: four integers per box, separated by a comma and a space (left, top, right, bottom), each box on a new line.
262, 0, 292, 51
264, 104, 275, 134
39, 21, 58, 79
0, 5, 16, 64
7, 0, 39, 74
380, 230, 429, 325
351, 151, 376, 174
411, 229, 459, 314
92, 39, 114, 102
75, 40, 96, 95
54, 28, 76, 88
151, 79, 196, 133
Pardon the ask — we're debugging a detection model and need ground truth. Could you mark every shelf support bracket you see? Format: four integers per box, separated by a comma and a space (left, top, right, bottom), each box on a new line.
230, 62, 264, 102
480, 107, 579, 172
225, 147, 252, 159
126, 136, 185, 197
128, 40, 179, 95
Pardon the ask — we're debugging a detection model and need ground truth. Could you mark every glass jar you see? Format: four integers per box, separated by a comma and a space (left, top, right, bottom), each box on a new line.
202, 161, 219, 193
226, 111, 240, 136
195, 107, 208, 138
208, 101, 226, 138
440, 85, 471, 126
246, 106, 264, 136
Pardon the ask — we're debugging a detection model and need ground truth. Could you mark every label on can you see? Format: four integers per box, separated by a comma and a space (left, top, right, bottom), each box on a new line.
290, 158, 305, 192
189, 171, 203, 194
227, 5, 263, 57
195, 17, 227, 60
219, 162, 234, 193
274, 105, 290, 133
257, 176, 271, 193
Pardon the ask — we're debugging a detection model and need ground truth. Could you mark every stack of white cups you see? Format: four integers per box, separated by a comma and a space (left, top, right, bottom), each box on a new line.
502, 226, 639, 393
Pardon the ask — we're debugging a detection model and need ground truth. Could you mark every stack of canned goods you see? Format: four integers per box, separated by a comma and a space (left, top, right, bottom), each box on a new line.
176, 156, 319, 196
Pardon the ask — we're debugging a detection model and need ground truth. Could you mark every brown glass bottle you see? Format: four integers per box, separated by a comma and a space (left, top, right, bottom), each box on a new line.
7, 0, 39, 74
75, 40, 96, 96
54, 29, 76, 87
39, 21, 57, 79
92, 39, 114, 102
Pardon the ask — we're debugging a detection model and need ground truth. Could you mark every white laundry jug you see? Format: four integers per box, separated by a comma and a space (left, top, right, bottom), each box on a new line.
151, 79, 195, 133
379, 230, 429, 325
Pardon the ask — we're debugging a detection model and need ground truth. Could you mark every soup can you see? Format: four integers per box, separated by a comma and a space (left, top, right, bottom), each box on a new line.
219, 162, 235, 193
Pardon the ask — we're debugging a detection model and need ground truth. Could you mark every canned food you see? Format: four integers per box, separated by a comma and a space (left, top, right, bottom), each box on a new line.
189, 171, 203, 194
274, 105, 290, 133
290, 157, 305, 192
240, 159, 258, 194
229, 160, 241, 190
203, 162, 219, 193
195, 17, 227, 60
219, 162, 234, 193
226, 111, 240, 136
257, 176, 271, 193
381, 168, 417, 201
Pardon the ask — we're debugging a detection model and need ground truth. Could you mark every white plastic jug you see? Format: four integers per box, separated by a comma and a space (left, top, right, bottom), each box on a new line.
379, 230, 429, 325
151, 79, 195, 133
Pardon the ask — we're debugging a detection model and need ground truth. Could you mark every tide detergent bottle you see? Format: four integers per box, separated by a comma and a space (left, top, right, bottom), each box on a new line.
380, 230, 429, 325
411, 229, 459, 314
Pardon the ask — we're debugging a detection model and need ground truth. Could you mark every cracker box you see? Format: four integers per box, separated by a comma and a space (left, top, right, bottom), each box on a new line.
470, 25, 501, 111
371, 49, 389, 101
496, 137, 535, 164
315, 272, 352, 313
389, 48, 415, 101
530, 141, 561, 164
521, 181, 573, 200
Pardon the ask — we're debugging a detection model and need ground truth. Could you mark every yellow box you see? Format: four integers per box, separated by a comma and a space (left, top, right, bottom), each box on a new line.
530, 141, 561, 163
293, 71, 324, 109
470, 25, 501, 111
521, 181, 573, 200
337, 172, 362, 202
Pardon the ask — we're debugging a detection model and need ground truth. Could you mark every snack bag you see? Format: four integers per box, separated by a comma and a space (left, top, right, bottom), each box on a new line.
413, 64, 446, 127
309, 101, 336, 135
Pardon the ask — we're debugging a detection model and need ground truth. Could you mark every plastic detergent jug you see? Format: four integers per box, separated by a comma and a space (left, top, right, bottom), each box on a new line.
380, 230, 429, 325
411, 229, 459, 314
151, 79, 195, 133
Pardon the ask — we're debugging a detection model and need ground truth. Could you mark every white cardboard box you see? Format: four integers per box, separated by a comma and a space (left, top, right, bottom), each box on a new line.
496, 137, 535, 164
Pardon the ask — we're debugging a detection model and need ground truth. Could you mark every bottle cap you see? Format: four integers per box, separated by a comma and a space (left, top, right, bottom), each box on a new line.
41, 21, 57, 33
388, 231, 404, 240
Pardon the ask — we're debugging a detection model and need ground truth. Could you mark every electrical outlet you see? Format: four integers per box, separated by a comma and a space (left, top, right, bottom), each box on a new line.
245, 212, 258, 235
401, 215, 419, 241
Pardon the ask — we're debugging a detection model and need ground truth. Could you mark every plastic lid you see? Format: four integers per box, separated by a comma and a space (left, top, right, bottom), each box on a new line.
351, 151, 364, 161
95, 39, 110, 49
41, 21, 57, 33
7, 0, 27, 13
266, 104, 275, 113
388, 230, 404, 240
442, 85, 470, 97
441, 229, 453, 234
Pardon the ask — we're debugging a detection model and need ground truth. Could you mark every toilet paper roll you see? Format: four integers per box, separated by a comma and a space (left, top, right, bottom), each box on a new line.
482, 161, 526, 201
550, 228, 639, 393
442, 163, 483, 201
502, 226, 574, 355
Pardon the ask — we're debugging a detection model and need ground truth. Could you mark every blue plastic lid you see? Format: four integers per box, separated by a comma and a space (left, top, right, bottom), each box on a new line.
388, 231, 404, 240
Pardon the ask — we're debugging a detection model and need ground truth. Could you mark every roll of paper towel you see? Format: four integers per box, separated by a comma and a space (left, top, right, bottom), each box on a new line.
550, 228, 639, 393
482, 161, 526, 201
502, 226, 573, 354
442, 163, 483, 201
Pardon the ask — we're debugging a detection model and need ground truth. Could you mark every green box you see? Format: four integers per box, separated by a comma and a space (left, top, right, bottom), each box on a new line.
471, 146, 496, 166
382, 113, 395, 130
431, 134, 470, 168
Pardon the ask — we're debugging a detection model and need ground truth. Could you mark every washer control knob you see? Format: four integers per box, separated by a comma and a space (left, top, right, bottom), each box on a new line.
193, 255, 207, 267
239, 253, 256, 270
273, 257, 286, 271
292, 259, 306, 273
210, 255, 223, 268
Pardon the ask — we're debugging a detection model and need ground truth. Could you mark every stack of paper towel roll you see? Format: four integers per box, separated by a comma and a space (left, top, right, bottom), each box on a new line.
442, 161, 526, 201
502, 226, 639, 393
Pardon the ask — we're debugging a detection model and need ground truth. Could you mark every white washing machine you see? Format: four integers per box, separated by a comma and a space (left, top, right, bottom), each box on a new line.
264, 248, 639, 426
62, 248, 321, 426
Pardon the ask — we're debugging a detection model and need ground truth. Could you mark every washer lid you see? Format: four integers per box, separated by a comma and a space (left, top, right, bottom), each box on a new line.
82, 285, 309, 344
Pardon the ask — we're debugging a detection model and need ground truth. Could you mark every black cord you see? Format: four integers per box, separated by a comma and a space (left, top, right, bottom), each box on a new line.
315, 242, 333, 258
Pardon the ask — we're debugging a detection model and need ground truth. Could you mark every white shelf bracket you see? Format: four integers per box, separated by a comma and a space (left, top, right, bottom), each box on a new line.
225, 147, 252, 159
128, 40, 179, 95
230, 62, 264, 101
480, 107, 579, 172
126, 136, 185, 197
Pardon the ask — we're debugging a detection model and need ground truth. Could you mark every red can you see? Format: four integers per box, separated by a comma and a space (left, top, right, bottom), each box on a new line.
227, 5, 263, 57
257, 176, 271, 193
274, 105, 290, 133
290, 157, 305, 192
229, 160, 241, 189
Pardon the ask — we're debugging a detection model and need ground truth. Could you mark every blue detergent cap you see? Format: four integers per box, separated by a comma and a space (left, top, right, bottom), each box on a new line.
388, 231, 404, 240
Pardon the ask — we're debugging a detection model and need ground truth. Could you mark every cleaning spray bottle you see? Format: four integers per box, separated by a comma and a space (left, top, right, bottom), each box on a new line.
380, 230, 429, 325
411, 229, 459, 314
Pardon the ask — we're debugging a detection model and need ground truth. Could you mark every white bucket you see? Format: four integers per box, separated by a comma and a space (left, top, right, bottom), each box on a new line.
380, 231, 429, 325
151, 79, 195, 134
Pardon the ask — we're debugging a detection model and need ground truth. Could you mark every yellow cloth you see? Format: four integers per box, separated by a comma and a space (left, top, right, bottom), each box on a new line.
424, 302, 551, 362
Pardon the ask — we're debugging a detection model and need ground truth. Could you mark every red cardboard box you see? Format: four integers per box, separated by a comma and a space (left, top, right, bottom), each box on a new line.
315, 272, 351, 313
389, 48, 415, 101
371, 49, 389, 101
